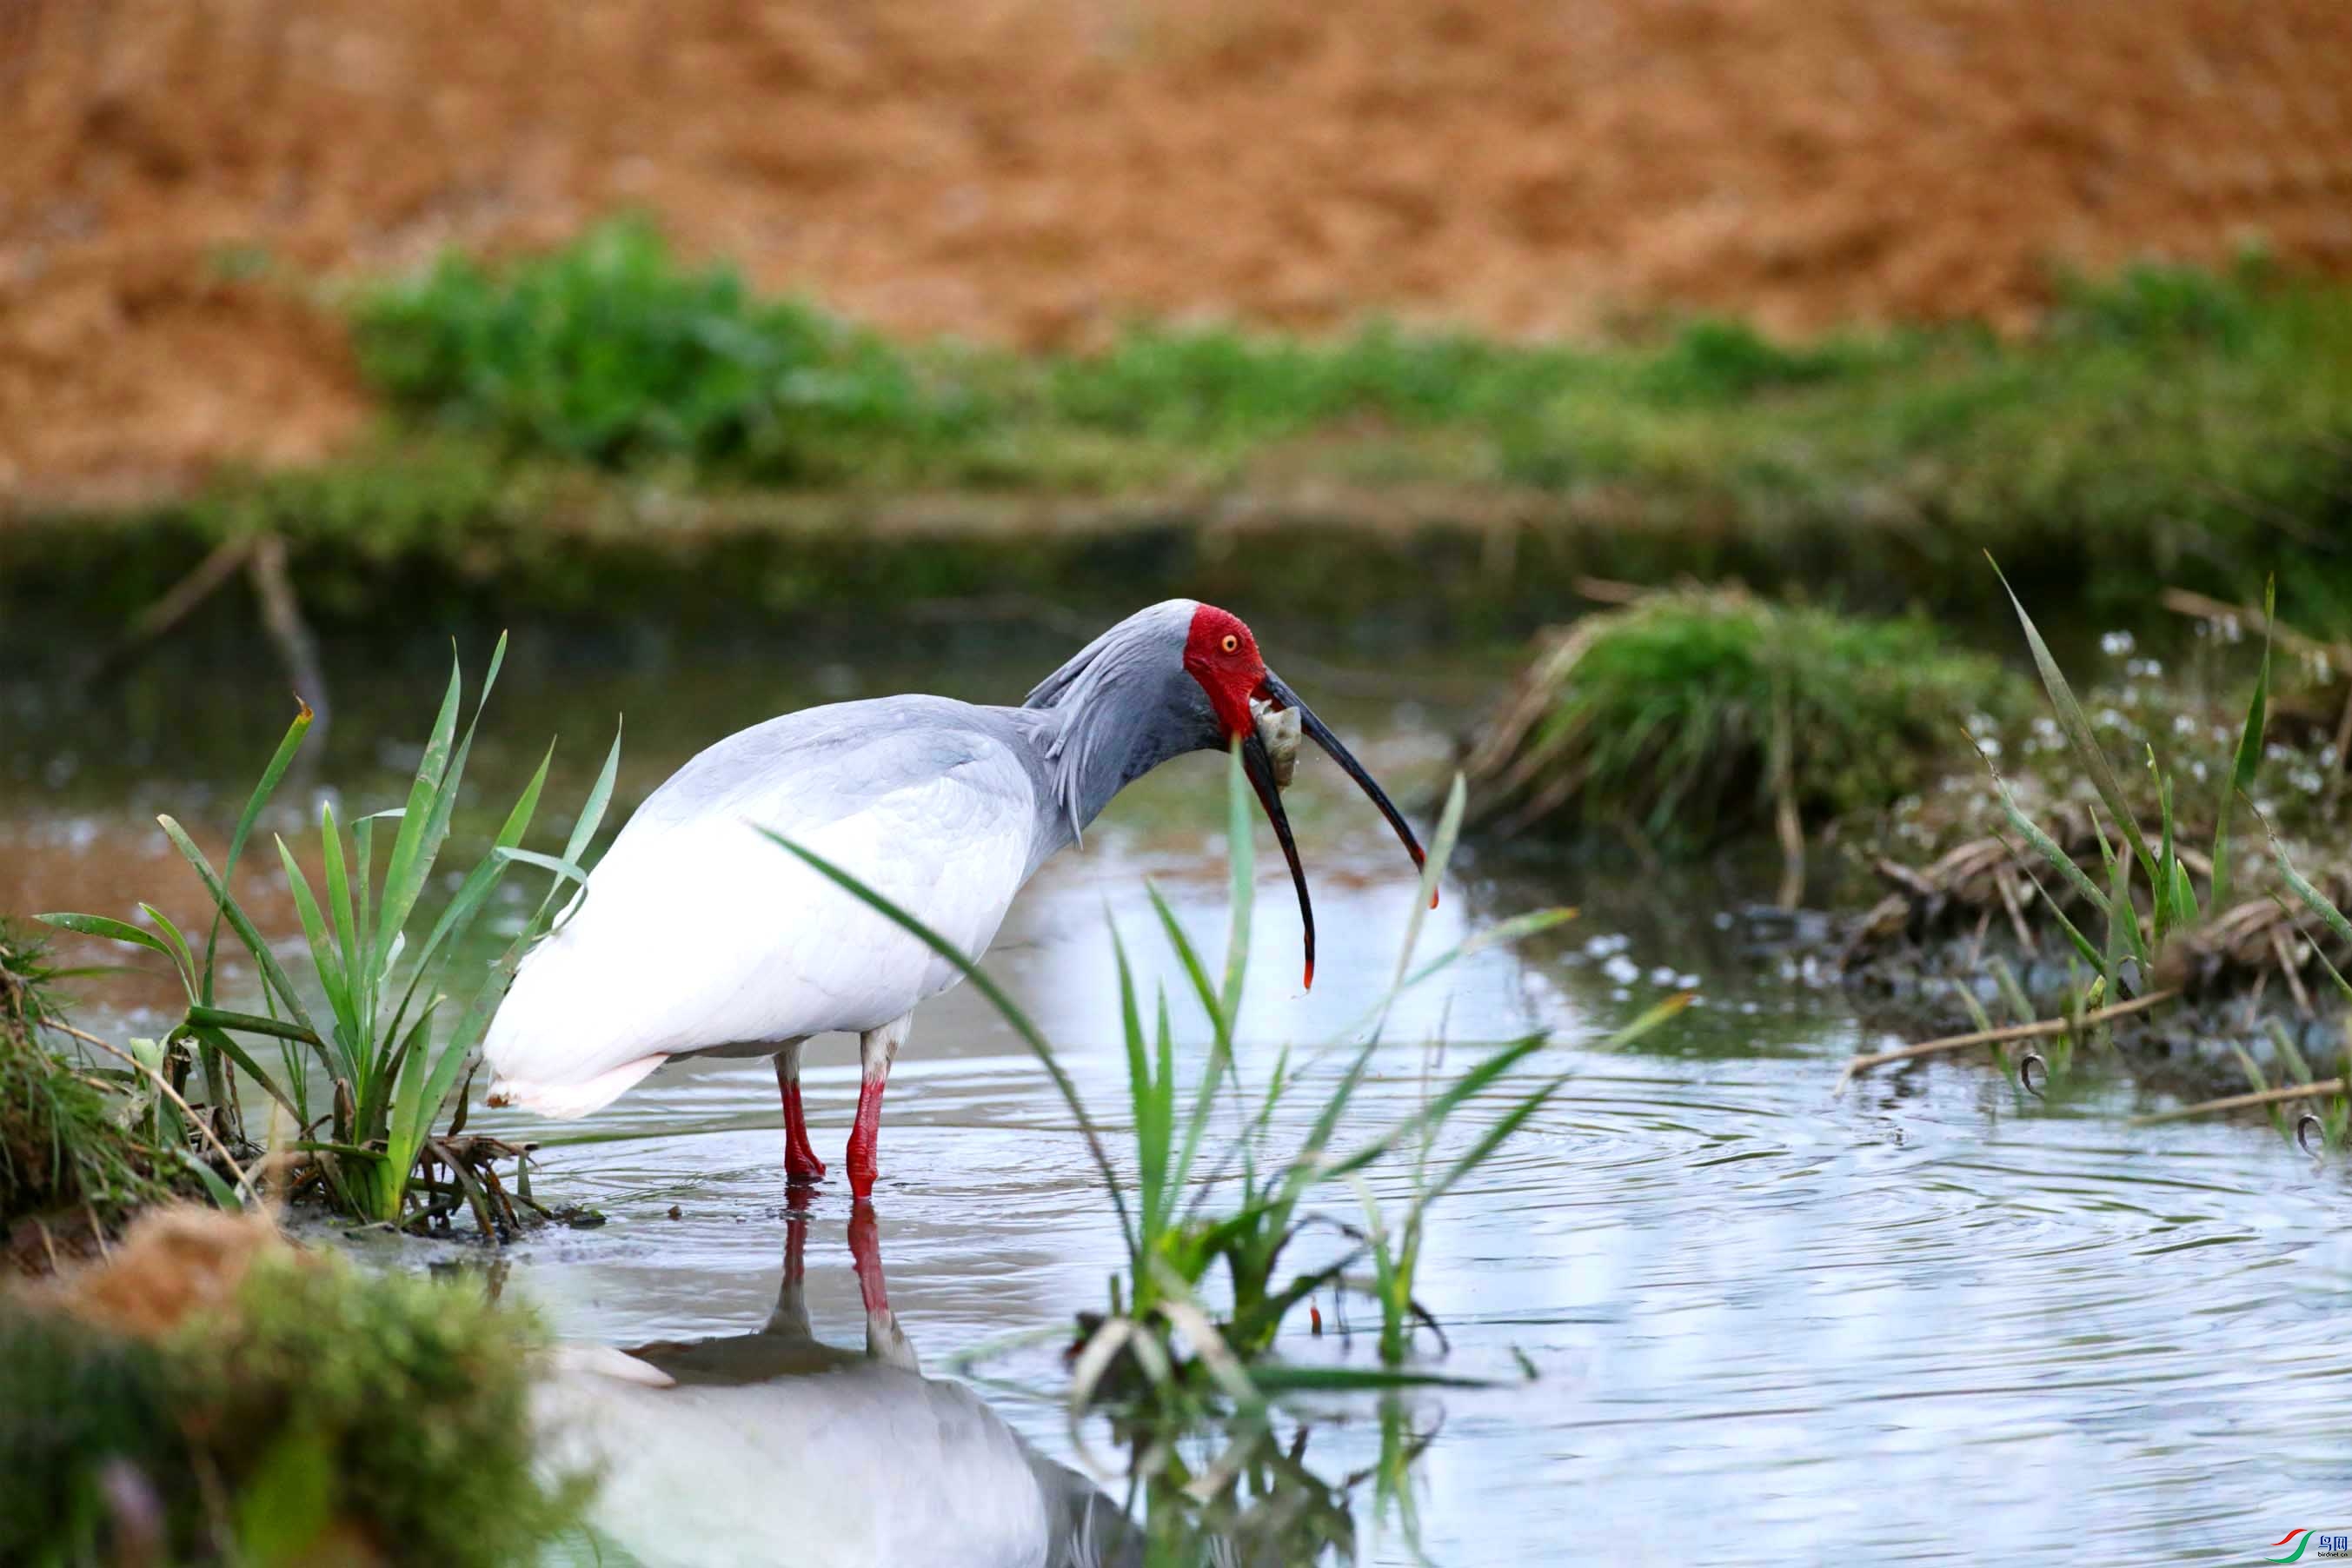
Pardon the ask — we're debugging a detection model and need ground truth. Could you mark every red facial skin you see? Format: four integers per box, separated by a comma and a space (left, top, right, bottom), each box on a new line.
1181, 601, 1434, 991
1186, 603, 1307, 983
1182, 603, 1268, 738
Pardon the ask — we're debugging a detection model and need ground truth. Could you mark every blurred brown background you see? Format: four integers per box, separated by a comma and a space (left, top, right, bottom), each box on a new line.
5, 0, 2351, 492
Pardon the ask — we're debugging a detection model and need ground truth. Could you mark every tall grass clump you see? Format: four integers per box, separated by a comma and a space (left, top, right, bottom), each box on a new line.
0, 924, 189, 1239
352, 217, 976, 481
44, 640, 620, 1233
0, 1211, 587, 1566
1463, 588, 2027, 849
768, 750, 1684, 1444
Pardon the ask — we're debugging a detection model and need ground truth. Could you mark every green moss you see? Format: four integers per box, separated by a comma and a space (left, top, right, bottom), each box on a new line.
0, 1311, 181, 1566
174, 1252, 584, 1565
1465, 590, 2030, 847
0, 1244, 585, 1566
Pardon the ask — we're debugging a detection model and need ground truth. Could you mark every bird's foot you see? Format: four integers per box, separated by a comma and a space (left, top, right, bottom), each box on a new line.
785, 1147, 827, 1186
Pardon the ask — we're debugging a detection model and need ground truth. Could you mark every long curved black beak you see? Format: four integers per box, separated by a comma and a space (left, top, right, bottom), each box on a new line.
1239, 728, 1314, 988
1249, 669, 1432, 990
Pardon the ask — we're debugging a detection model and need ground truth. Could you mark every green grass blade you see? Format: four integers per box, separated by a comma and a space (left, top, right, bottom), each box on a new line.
1153, 983, 1176, 1212
2005, 859, 2106, 973
183, 1022, 302, 1121
2310, 942, 2352, 1004
1219, 739, 1254, 1022
1112, 925, 1164, 1249
566, 725, 624, 863
1990, 555, 2156, 889
2153, 759, 2177, 942
2209, 577, 2275, 914
2268, 828, 2352, 953
1990, 784, 2109, 915
1242, 1365, 1493, 1394
759, 827, 1136, 1256
39, 914, 190, 989
381, 742, 555, 1046
1319, 1033, 1551, 1185
2102, 833, 2144, 978
137, 906, 199, 998
319, 802, 360, 1031
352, 815, 377, 973
1148, 883, 1233, 1199
535, 722, 624, 933
202, 701, 316, 1004
370, 654, 464, 980
275, 836, 358, 1059
183, 1005, 323, 1046
159, 815, 323, 1045
1419, 1072, 1570, 1211
2169, 858, 2199, 928
385, 999, 446, 1184
1401, 907, 1578, 991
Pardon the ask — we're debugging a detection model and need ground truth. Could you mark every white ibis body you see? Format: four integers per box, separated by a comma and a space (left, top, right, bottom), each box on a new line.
482, 600, 1424, 1195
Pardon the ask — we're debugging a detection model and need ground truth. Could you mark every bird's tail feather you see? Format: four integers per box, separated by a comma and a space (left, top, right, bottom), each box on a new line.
486, 1053, 667, 1119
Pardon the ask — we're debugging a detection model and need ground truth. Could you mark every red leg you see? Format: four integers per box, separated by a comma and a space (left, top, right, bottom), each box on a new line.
847, 1200, 887, 1314
778, 1054, 826, 1186
846, 1076, 884, 1199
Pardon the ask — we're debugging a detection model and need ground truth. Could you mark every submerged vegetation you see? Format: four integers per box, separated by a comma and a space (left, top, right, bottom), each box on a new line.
42, 643, 621, 1238
1, 1209, 584, 1566
1462, 588, 2025, 852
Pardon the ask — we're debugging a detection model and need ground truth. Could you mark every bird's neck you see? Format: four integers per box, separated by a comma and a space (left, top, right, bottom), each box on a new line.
1020, 663, 1216, 853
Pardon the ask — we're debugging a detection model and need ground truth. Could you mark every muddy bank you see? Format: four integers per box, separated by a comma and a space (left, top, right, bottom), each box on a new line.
10, 0, 2352, 490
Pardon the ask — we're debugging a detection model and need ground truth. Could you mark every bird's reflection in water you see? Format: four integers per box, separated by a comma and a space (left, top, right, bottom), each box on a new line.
537, 1196, 1133, 1568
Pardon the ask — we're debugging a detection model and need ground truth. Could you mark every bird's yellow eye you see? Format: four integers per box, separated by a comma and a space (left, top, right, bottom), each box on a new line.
1221, 634, 1239, 654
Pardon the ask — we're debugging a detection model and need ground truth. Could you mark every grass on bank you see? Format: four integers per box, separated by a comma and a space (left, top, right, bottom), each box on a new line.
328, 219, 2352, 613
0, 1209, 585, 1567
1, 925, 196, 1244
1460, 588, 2029, 852
1842, 564, 2352, 1139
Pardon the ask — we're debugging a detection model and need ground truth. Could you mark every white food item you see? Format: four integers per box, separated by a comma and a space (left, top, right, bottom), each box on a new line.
1251, 698, 1303, 788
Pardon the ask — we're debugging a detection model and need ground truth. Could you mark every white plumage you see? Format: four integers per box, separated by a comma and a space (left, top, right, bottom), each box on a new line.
485, 703, 1043, 1120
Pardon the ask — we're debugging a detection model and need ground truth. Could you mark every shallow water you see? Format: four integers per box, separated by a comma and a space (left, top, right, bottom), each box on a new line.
7, 638, 2349, 1566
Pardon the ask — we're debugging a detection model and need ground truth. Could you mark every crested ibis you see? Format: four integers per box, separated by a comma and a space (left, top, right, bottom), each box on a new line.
482, 599, 1425, 1196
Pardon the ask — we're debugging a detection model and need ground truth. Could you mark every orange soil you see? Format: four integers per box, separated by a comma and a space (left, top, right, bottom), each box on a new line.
4, 0, 2350, 495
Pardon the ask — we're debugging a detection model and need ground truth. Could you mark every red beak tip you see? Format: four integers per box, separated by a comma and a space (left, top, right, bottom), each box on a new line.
1302, 960, 1315, 990
1429, 888, 1441, 910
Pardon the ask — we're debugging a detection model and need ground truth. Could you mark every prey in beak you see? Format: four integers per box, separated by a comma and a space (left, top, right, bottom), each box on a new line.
1181, 603, 1428, 990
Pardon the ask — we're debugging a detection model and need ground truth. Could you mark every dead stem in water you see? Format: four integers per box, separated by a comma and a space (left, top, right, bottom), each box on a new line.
1836, 989, 2179, 1086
